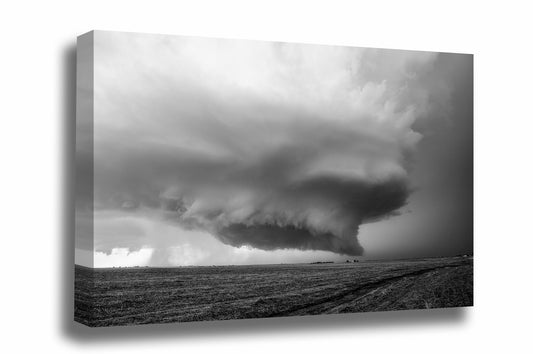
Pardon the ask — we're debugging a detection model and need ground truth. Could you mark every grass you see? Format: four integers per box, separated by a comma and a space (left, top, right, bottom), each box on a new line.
75, 256, 473, 327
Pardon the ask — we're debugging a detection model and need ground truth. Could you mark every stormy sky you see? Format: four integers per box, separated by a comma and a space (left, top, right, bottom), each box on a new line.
75, 31, 472, 267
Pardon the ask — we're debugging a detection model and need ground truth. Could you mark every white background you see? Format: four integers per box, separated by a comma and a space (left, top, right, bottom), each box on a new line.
1, 0, 532, 353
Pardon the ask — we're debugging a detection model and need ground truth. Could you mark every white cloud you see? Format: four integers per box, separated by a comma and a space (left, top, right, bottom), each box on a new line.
94, 248, 154, 268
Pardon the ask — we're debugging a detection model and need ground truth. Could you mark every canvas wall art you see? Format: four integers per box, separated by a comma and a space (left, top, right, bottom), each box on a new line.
75, 30, 473, 327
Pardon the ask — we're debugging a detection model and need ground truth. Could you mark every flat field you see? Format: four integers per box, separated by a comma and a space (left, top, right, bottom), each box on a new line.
75, 256, 473, 327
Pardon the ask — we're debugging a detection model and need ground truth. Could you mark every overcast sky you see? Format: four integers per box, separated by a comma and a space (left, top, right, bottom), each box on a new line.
76, 31, 472, 267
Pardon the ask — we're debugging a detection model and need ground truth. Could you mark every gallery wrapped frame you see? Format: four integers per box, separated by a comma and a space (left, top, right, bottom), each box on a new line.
75, 30, 473, 327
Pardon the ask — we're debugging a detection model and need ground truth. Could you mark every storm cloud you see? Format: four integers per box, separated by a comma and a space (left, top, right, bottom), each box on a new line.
88, 32, 451, 259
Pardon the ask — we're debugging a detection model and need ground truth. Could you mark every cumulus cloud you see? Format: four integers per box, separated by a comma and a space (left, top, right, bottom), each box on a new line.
94, 248, 154, 268
90, 32, 441, 257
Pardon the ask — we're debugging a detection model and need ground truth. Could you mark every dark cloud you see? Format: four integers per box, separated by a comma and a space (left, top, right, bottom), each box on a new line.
214, 176, 408, 255
91, 125, 412, 256
218, 224, 364, 255
84, 32, 470, 263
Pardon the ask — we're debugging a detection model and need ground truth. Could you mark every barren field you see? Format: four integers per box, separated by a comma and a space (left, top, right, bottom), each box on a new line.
75, 256, 473, 327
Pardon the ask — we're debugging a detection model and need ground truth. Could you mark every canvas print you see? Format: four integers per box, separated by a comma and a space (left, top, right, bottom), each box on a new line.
75, 30, 473, 327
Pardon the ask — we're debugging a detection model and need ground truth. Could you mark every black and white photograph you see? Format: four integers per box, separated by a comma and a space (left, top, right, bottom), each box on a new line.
75, 31, 473, 327
6, 0, 533, 353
